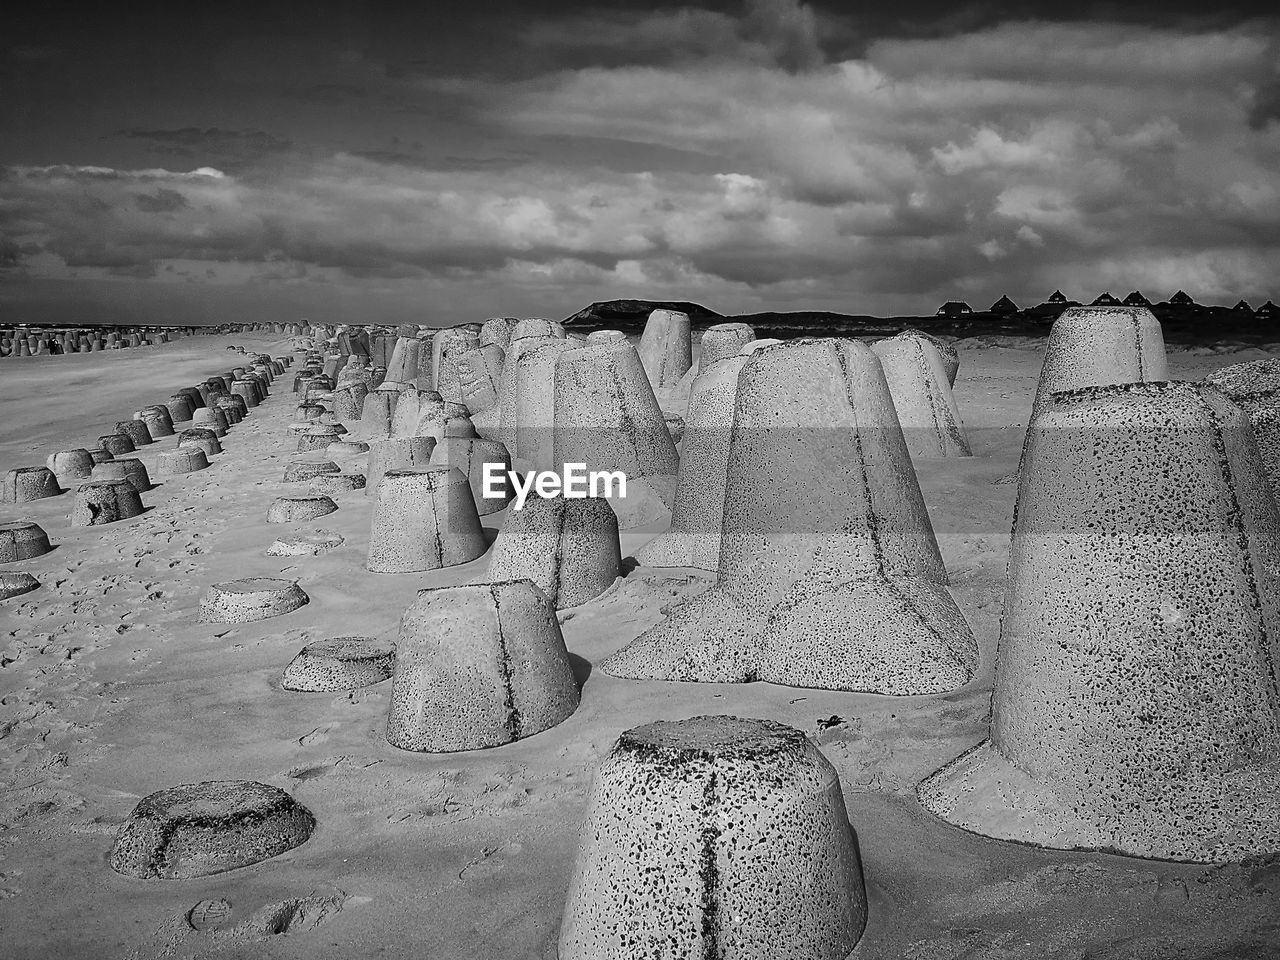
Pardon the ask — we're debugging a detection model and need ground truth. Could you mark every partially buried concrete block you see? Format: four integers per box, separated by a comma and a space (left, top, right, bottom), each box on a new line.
326, 440, 368, 459
310, 473, 365, 495
98, 433, 136, 456
559, 715, 866, 960
91, 458, 154, 493
283, 459, 340, 483
386, 580, 579, 751
46, 449, 95, 481
157, 448, 209, 477
70, 481, 144, 526
135, 405, 175, 438
553, 339, 679, 527
698, 321, 755, 373
635, 354, 747, 570
432, 328, 480, 402
637, 308, 692, 390
604, 338, 977, 694
872, 331, 972, 459
178, 429, 222, 458
198, 578, 309, 623
267, 495, 338, 523
0, 521, 53, 562
190, 408, 228, 437
485, 495, 621, 608
1, 467, 61, 503
109, 780, 315, 879
428, 436, 513, 515
281, 637, 395, 692
918, 381, 1280, 862
296, 423, 344, 453
0, 572, 40, 601
166, 395, 195, 424
366, 466, 486, 573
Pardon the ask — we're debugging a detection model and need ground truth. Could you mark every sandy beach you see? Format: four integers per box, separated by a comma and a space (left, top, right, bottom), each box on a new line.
2, 333, 1279, 959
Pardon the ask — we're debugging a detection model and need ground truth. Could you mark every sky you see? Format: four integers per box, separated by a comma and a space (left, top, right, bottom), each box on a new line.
2, 0, 1279, 326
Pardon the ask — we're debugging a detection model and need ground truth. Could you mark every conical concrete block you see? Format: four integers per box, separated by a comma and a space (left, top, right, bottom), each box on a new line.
191, 407, 228, 437
553, 339, 679, 528
429, 436, 513, 515
385, 336, 427, 387
386, 580, 579, 751
332, 382, 367, 420
46, 449, 95, 481
872, 332, 972, 459
366, 466, 486, 573
899, 327, 959, 385
157, 448, 209, 477
358, 383, 404, 439
296, 423, 345, 453
0, 521, 53, 562
364, 436, 436, 494
456, 343, 505, 415
98, 433, 136, 456
698, 321, 755, 373
637, 308, 692, 390
635, 354, 747, 570
1, 467, 61, 503
432, 328, 479, 402
918, 381, 1280, 862
135, 405, 175, 438
165, 395, 195, 424
559, 715, 866, 960
485, 495, 621, 608
604, 338, 977, 694
91, 457, 153, 493
87, 448, 115, 466
70, 480, 144, 526
1029, 305, 1167, 424
389, 385, 435, 437
1204, 359, 1280, 500
479, 317, 516, 351
497, 333, 563, 440
509, 340, 574, 470
512, 318, 565, 341
178, 428, 222, 458
214, 396, 245, 424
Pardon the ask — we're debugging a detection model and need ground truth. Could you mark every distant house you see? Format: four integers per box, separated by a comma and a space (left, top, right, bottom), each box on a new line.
1091, 292, 1122, 306
936, 301, 973, 317
989, 295, 1019, 315
1169, 290, 1196, 307
1258, 300, 1278, 319
1046, 289, 1069, 304
1233, 299, 1255, 314
1123, 291, 1151, 307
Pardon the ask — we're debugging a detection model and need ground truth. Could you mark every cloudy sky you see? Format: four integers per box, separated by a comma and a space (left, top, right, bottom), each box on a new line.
2, 0, 1278, 326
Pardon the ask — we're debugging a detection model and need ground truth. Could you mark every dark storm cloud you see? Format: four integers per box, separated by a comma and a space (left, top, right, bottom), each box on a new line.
2, 0, 1279, 324
132, 188, 188, 213
113, 128, 294, 167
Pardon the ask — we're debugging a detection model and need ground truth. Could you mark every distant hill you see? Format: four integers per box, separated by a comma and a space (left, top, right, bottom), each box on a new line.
563, 300, 722, 326
561, 301, 1280, 344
